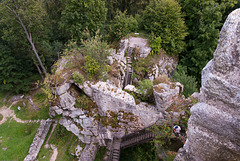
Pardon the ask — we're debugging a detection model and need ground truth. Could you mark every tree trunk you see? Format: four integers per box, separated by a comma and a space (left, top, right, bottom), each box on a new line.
34, 62, 44, 81
6, 3, 47, 76
18, 17, 47, 75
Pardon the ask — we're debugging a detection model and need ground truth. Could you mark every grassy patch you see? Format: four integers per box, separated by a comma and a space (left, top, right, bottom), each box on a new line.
11, 101, 49, 120
37, 123, 84, 161
95, 146, 107, 161
11, 91, 50, 120
0, 120, 39, 161
0, 114, 3, 121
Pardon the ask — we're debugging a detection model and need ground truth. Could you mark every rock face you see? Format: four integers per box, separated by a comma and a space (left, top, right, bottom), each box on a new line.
153, 82, 183, 111
148, 53, 178, 81
91, 81, 136, 115
175, 9, 240, 161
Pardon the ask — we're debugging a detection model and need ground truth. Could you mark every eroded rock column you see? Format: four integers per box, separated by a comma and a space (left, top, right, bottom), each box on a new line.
174, 9, 240, 161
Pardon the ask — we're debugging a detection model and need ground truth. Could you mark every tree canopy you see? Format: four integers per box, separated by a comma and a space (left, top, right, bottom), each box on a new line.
143, 0, 188, 55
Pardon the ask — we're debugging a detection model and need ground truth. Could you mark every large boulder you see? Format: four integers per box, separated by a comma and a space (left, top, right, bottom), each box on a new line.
91, 81, 136, 115
153, 82, 183, 111
175, 9, 240, 161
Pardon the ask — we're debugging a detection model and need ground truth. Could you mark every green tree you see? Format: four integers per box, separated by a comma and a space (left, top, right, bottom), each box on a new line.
143, 0, 187, 55
0, 42, 34, 93
108, 10, 138, 41
60, 0, 107, 42
179, 0, 222, 82
172, 65, 198, 97
104, 0, 150, 20
0, 0, 48, 76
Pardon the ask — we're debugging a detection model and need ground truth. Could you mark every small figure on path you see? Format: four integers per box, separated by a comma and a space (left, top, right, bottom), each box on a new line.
173, 125, 181, 136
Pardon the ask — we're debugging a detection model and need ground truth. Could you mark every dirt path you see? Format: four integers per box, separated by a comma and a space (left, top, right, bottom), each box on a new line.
50, 145, 58, 161
0, 101, 40, 125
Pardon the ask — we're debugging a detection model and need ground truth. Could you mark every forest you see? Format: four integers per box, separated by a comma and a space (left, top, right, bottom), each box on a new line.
0, 0, 239, 94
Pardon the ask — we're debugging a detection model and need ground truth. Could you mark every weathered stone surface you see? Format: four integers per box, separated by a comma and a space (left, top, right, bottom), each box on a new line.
191, 92, 200, 101
59, 117, 81, 137
8, 94, 24, 103
175, 9, 240, 161
51, 106, 63, 115
77, 81, 91, 98
60, 92, 76, 110
148, 53, 178, 80
91, 81, 136, 115
133, 102, 163, 127
24, 119, 52, 161
124, 85, 137, 92
78, 143, 98, 161
75, 145, 83, 157
55, 83, 71, 95
153, 83, 182, 111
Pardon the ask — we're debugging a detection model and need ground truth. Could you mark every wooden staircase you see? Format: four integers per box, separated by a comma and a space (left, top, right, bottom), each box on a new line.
108, 137, 121, 161
108, 127, 155, 161
124, 47, 134, 88
121, 127, 155, 149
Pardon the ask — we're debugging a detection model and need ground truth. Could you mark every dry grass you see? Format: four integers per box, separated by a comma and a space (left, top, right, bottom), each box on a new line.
153, 75, 170, 85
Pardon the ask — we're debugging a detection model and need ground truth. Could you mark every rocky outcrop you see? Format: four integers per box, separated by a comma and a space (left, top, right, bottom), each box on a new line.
175, 9, 240, 161
148, 53, 178, 80
78, 143, 98, 161
153, 82, 183, 111
24, 119, 52, 161
91, 81, 136, 115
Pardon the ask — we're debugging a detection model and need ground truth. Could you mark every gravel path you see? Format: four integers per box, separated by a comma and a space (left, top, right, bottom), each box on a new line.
0, 101, 40, 125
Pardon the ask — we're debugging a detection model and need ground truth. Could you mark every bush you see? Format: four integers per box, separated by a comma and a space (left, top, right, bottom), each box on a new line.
108, 10, 138, 41
150, 35, 162, 54
143, 0, 187, 55
172, 65, 198, 97
84, 55, 100, 77
137, 79, 153, 102
82, 34, 110, 79
73, 72, 84, 85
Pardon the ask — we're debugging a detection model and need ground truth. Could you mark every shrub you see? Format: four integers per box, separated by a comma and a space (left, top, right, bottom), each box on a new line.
137, 79, 153, 102
108, 10, 138, 41
84, 55, 100, 77
73, 72, 84, 85
143, 0, 187, 55
172, 65, 198, 97
150, 36, 162, 54
82, 34, 110, 79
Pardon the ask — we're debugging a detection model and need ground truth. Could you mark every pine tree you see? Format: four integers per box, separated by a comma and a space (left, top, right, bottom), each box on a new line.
143, 0, 187, 55
60, 0, 107, 42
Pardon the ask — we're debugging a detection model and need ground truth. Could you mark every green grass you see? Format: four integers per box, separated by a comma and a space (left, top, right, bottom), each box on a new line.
37, 123, 83, 161
11, 91, 50, 120
0, 114, 3, 121
11, 101, 50, 120
95, 146, 107, 161
0, 120, 39, 161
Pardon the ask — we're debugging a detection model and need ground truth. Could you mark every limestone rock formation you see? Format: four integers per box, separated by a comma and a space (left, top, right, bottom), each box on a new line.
148, 54, 178, 80
174, 9, 240, 161
153, 82, 183, 111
